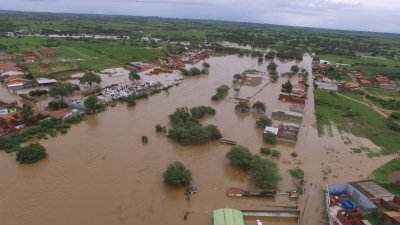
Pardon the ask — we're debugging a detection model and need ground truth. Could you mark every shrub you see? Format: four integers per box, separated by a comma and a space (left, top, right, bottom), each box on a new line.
16, 143, 47, 164
64, 114, 83, 124
60, 128, 68, 134
36, 132, 46, 139
142, 136, 148, 143
390, 112, 400, 120
289, 168, 304, 179
48, 100, 68, 111
387, 120, 400, 131
155, 124, 163, 132
47, 129, 58, 137
190, 106, 216, 118
126, 95, 136, 107
271, 150, 281, 157
263, 133, 277, 144
291, 152, 298, 157
260, 147, 271, 154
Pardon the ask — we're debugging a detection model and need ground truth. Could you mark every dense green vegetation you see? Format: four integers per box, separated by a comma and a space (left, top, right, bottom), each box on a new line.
225, 145, 282, 188
211, 85, 229, 101
225, 145, 254, 169
167, 106, 222, 145
162, 161, 192, 187
314, 90, 399, 155
289, 168, 304, 180
16, 143, 47, 164
0, 115, 82, 153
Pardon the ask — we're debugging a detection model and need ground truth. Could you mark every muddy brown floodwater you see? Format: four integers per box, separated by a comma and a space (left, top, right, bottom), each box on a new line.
0, 54, 393, 225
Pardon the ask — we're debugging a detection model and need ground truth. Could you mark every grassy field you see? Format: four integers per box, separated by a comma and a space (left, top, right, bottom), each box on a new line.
314, 90, 399, 155
370, 158, 400, 198
339, 92, 366, 102
364, 87, 400, 98
26, 62, 74, 76
212, 52, 229, 57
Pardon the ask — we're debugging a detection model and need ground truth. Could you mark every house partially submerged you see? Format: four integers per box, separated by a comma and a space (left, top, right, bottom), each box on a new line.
289, 104, 305, 113
264, 123, 300, 143
272, 109, 303, 122
126, 62, 152, 72
278, 93, 306, 104
325, 181, 395, 225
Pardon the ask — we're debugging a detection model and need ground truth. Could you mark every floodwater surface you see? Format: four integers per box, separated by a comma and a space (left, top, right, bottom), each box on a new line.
0, 54, 393, 225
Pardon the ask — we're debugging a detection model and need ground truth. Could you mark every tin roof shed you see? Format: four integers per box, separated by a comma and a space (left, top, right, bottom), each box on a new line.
213, 208, 245, 225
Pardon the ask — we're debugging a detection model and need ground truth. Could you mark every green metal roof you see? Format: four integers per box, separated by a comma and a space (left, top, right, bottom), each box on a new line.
213, 208, 245, 225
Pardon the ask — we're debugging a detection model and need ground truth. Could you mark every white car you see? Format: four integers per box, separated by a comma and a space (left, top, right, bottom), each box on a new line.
256, 219, 263, 225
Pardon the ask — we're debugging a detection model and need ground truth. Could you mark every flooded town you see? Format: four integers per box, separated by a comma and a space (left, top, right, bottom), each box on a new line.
1, 49, 398, 225
1, 6, 400, 225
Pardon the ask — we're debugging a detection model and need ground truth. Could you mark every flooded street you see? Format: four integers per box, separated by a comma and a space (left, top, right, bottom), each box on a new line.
0, 54, 393, 225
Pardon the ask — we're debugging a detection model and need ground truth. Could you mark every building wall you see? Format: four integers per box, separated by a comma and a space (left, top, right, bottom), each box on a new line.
346, 184, 377, 209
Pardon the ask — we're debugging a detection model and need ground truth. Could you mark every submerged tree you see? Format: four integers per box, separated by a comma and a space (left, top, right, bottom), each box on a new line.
21, 104, 34, 122
163, 161, 192, 187
235, 101, 251, 112
263, 132, 277, 144
16, 143, 47, 164
79, 72, 102, 89
256, 115, 273, 127
128, 71, 141, 83
225, 145, 253, 169
252, 101, 266, 113
250, 156, 282, 189
84, 95, 98, 111
49, 82, 80, 101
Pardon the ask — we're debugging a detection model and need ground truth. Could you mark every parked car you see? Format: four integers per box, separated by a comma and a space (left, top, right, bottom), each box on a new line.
256, 219, 263, 225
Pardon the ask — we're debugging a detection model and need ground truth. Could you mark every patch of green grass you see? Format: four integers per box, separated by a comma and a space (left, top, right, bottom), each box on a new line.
340, 92, 365, 102
315, 90, 399, 155
212, 52, 228, 57
364, 87, 400, 99
243, 69, 260, 74
341, 136, 352, 145
289, 168, 304, 179
363, 212, 381, 225
371, 158, 400, 184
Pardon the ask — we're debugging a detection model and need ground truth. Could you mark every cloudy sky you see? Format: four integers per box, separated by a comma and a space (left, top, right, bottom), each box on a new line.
2, 0, 400, 33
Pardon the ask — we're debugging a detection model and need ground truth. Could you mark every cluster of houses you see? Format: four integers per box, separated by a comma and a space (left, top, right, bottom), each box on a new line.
0, 99, 73, 135
0, 61, 24, 77
351, 71, 397, 90
0, 52, 19, 59
124, 50, 210, 73
325, 180, 400, 225
263, 80, 309, 144
157, 50, 211, 69
312, 63, 343, 91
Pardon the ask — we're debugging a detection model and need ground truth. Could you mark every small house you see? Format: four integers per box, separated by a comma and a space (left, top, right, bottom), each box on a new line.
23, 55, 36, 63
228, 187, 243, 197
